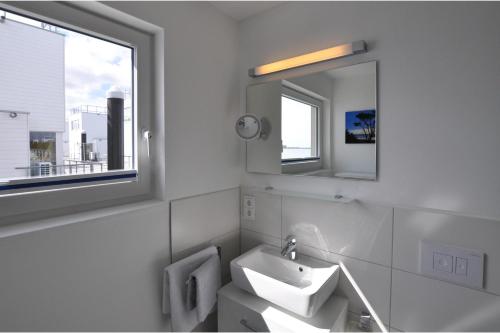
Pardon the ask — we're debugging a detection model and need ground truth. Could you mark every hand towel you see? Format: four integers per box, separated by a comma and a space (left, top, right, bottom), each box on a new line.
162, 246, 218, 332
185, 254, 221, 322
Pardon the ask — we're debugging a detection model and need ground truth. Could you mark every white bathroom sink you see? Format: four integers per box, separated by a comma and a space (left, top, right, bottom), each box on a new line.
230, 244, 340, 318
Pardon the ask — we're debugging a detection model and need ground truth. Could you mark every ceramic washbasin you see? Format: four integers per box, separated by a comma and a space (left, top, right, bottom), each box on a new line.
230, 244, 340, 318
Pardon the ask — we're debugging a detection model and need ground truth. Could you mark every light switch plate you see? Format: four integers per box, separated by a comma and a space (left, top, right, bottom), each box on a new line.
243, 195, 256, 221
433, 253, 453, 273
455, 257, 468, 276
420, 240, 484, 289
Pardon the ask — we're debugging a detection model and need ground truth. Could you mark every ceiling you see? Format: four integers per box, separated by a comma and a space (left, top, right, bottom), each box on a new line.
210, 1, 285, 21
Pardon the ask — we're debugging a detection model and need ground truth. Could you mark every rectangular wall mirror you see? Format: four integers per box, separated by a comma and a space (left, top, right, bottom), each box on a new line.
246, 61, 377, 180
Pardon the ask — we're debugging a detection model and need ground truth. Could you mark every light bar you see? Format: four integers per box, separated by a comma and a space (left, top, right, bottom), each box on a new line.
249, 40, 367, 77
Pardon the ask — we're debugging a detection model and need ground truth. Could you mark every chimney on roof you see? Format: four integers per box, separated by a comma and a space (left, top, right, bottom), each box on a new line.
106, 86, 125, 170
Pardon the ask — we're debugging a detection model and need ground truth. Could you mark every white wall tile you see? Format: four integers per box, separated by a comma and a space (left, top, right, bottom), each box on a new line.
393, 208, 500, 295
391, 269, 500, 331
0, 112, 29, 178
241, 229, 281, 253
212, 230, 241, 281
298, 244, 391, 327
0, 204, 170, 331
171, 188, 239, 255
283, 197, 393, 266
241, 188, 282, 238
172, 229, 240, 284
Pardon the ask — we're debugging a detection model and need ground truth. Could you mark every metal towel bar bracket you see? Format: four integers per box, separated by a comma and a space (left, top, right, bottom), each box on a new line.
240, 319, 257, 332
216, 245, 222, 261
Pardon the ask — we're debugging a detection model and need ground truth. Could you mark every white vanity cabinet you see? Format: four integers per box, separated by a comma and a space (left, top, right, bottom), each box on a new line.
218, 283, 348, 332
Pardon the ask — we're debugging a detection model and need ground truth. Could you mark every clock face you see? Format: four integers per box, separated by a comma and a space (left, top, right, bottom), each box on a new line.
236, 115, 261, 140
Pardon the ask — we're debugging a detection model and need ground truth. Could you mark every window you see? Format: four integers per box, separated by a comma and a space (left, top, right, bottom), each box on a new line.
29, 132, 56, 176
0, 2, 159, 218
0, 7, 138, 193
281, 91, 320, 162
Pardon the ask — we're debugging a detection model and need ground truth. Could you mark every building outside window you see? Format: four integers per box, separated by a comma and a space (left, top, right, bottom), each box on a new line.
0, 9, 134, 182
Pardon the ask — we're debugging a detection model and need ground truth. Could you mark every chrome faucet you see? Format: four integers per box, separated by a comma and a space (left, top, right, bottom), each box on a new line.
281, 235, 297, 260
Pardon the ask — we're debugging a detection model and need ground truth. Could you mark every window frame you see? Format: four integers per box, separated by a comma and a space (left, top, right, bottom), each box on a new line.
0, 2, 161, 219
281, 87, 322, 164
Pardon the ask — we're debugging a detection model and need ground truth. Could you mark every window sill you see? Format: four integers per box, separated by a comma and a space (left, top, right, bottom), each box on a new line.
281, 158, 322, 174
0, 170, 137, 196
0, 198, 165, 239
281, 158, 320, 165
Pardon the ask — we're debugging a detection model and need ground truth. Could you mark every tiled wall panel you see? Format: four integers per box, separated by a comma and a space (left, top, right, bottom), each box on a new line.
283, 196, 393, 266
171, 187, 240, 282
171, 188, 239, 255
240, 188, 282, 238
298, 244, 391, 327
393, 208, 500, 295
240, 188, 500, 331
391, 270, 500, 331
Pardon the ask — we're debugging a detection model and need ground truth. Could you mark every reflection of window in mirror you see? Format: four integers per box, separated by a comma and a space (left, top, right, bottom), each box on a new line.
281, 91, 321, 163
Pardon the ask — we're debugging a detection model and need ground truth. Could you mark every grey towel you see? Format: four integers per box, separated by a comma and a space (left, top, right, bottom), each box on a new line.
185, 254, 221, 322
162, 246, 218, 332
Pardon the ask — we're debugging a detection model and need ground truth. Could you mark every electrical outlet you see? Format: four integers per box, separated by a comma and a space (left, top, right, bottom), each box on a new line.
244, 207, 255, 220
243, 195, 256, 221
244, 195, 255, 208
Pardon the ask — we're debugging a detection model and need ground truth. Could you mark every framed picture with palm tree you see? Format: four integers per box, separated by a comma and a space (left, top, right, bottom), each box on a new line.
345, 109, 376, 144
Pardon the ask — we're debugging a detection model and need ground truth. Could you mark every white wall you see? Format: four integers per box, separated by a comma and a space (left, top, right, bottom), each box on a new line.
331, 66, 376, 175
0, 1, 241, 331
246, 81, 282, 174
81, 112, 107, 159
171, 188, 240, 282
107, 1, 242, 201
170, 188, 240, 331
239, 3, 500, 331
67, 112, 81, 159
55, 132, 63, 167
0, 19, 65, 178
0, 112, 29, 179
67, 109, 133, 166
239, 2, 500, 221
0, 19, 65, 132
0, 202, 170, 331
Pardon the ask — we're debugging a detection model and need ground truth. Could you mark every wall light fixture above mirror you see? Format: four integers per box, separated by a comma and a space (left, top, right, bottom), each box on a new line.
246, 61, 378, 180
249, 41, 367, 77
